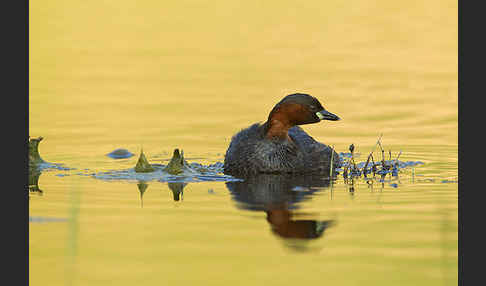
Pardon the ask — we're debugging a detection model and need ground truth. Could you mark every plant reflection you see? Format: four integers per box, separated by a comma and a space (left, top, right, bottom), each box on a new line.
168, 182, 187, 201
225, 174, 336, 247
137, 181, 149, 207
136, 181, 188, 207
29, 167, 43, 195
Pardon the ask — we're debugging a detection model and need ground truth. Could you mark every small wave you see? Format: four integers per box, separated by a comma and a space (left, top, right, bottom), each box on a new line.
29, 216, 68, 223
90, 163, 241, 183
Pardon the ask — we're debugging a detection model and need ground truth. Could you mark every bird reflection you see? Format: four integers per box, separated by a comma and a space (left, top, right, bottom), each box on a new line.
135, 174, 336, 249
225, 174, 336, 246
266, 209, 335, 240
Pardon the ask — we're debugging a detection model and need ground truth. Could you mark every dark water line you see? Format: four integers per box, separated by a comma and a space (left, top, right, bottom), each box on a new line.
65, 178, 81, 286
440, 202, 452, 286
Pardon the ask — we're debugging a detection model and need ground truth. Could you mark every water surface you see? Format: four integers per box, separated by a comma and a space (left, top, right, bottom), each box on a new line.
29, 1, 457, 285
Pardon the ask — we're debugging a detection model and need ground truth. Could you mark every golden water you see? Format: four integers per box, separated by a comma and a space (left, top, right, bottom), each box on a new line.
29, 0, 457, 285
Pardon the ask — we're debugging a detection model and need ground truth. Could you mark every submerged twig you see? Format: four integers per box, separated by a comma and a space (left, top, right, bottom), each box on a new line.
363, 153, 372, 177
349, 144, 357, 170
345, 143, 362, 177
392, 150, 402, 176
396, 150, 402, 161
371, 154, 377, 177
372, 133, 383, 154
329, 145, 335, 199
329, 145, 335, 178
378, 140, 385, 164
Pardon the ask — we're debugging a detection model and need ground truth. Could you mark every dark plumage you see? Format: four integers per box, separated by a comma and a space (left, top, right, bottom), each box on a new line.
223, 93, 341, 176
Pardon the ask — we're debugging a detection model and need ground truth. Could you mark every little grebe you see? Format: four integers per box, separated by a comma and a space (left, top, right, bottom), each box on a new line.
223, 93, 341, 176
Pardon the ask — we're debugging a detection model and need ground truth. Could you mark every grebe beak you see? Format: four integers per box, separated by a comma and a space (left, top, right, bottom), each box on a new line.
316, 109, 340, 121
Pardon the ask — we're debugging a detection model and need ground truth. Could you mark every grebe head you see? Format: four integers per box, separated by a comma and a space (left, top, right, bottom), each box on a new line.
264, 93, 340, 139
